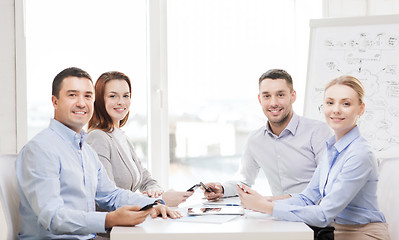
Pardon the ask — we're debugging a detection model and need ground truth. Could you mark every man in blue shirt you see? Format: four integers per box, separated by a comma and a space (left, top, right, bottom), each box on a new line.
16, 67, 180, 239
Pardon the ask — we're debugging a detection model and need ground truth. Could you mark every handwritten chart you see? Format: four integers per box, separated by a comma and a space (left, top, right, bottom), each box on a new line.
305, 15, 399, 156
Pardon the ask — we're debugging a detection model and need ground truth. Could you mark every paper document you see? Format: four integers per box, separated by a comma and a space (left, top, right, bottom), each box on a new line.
187, 207, 244, 216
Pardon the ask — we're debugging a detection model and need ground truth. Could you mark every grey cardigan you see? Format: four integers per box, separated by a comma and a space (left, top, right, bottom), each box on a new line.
86, 129, 161, 192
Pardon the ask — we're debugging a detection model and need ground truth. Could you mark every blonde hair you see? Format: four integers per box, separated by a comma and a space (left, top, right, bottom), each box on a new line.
325, 75, 364, 104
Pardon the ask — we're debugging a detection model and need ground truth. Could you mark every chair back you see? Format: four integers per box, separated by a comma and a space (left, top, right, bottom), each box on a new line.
0, 154, 20, 240
377, 156, 399, 240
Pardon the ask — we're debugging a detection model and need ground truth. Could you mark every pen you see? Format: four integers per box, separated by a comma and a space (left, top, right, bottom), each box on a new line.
226, 204, 240, 206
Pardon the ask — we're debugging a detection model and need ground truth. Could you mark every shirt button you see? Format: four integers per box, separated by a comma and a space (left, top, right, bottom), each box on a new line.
277, 155, 280, 158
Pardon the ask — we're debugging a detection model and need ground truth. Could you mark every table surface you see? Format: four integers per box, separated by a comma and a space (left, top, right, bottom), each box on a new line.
111, 196, 313, 240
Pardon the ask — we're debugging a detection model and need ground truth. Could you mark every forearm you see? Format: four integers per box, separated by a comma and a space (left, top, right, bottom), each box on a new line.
272, 202, 330, 227
95, 157, 160, 209
258, 200, 274, 214
270, 194, 291, 201
225, 145, 258, 197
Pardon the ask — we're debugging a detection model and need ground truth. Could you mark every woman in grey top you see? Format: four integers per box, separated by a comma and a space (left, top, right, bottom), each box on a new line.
87, 71, 192, 207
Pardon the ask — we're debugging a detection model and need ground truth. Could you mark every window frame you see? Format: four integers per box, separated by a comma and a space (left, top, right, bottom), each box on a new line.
16, 0, 323, 188
16, 0, 27, 152
16, 0, 170, 187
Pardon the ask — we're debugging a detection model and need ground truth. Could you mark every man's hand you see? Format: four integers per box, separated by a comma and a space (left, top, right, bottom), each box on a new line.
151, 204, 182, 219
162, 190, 194, 207
236, 184, 273, 214
105, 205, 151, 228
203, 182, 224, 200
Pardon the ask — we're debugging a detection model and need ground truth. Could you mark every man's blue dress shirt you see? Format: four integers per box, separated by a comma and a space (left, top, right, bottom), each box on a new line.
273, 126, 386, 227
16, 119, 156, 239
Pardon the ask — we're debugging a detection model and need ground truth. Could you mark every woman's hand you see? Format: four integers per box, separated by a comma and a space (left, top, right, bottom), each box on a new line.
143, 189, 164, 198
162, 190, 194, 207
236, 184, 274, 214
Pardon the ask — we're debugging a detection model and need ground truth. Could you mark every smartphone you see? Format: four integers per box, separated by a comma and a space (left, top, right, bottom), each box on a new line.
200, 182, 214, 193
187, 183, 200, 192
140, 202, 157, 211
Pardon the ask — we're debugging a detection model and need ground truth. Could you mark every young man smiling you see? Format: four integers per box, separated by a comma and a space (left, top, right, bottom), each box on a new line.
205, 69, 332, 200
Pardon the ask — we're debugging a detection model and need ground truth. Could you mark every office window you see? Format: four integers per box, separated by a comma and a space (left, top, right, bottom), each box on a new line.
167, 0, 322, 194
25, 0, 148, 162
24, 0, 322, 194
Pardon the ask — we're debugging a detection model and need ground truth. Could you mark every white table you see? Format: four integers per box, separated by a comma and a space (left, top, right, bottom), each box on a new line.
111, 212, 313, 240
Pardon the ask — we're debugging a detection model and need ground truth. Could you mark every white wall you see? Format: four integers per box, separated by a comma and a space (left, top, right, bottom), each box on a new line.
0, 0, 17, 234
324, 0, 399, 17
0, 0, 17, 154
0, 0, 26, 155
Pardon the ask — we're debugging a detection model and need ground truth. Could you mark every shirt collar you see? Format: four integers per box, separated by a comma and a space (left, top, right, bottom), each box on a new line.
264, 112, 299, 137
49, 119, 87, 148
326, 125, 361, 153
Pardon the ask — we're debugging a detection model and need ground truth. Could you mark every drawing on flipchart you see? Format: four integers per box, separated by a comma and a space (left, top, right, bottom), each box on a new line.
305, 27, 399, 155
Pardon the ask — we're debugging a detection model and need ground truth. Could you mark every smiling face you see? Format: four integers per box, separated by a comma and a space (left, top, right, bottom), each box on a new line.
52, 76, 94, 133
323, 84, 365, 140
104, 79, 131, 128
258, 78, 296, 135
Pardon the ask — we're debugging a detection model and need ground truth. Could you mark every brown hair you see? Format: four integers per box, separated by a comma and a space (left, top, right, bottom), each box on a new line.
88, 71, 132, 132
52, 67, 92, 98
258, 69, 294, 92
325, 75, 364, 104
